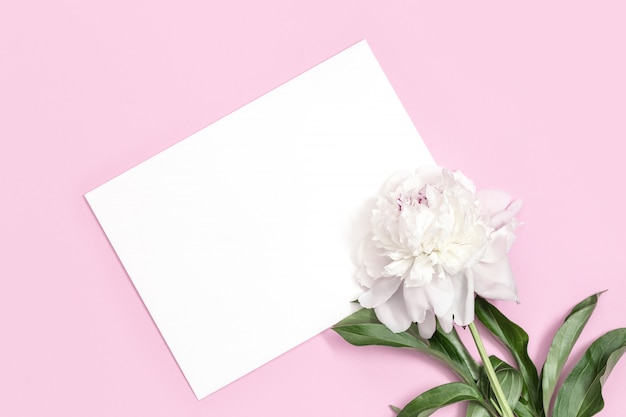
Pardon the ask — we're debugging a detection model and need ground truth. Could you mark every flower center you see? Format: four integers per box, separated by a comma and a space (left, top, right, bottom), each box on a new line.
377, 182, 489, 284
396, 185, 439, 211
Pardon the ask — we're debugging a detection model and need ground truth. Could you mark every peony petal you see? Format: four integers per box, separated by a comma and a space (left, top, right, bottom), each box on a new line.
403, 285, 428, 322
413, 166, 444, 187
472, 258, 518, 301
424, 275, 455, 317
355, 265, 376, 289
363, 238, 388, 277
489, 199, 522, 230
482, 226, 515, 264
374, 289, 413, 333
358, 276, 402, 308
478, 190, 522, 229
407, 255, 434, 286
477, 190, 513, 215
418, 310, 437, 338
438, 312, 454, 333
451, 272, 475, 326
379, 170, 412, 195
450, 170, 476, 193
385, 257, 414, 278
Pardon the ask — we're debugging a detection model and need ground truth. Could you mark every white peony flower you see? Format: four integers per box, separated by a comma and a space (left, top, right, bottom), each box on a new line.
356, 166, 521, 338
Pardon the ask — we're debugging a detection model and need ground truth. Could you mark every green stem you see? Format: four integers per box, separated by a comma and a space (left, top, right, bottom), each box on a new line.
468, 322, 516, 417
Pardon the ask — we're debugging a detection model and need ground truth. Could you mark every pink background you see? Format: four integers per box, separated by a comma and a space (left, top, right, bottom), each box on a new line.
2, 1, 625, 416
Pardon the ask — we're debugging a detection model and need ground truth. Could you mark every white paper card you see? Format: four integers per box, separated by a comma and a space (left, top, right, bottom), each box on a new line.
85, 40, 434, 400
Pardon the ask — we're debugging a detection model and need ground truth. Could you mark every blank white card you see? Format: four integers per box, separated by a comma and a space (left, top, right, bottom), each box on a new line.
85, 40, 434, 400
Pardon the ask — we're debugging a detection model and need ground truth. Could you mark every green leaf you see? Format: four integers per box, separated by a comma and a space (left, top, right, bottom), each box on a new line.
552, 328, 626, 417
466, 401, 492, 417
490, 356, 524, 409
513, 398, 537, 417
541, 292, 602, 413
333, 308, 428, 349
474, 297, 541, 414
430, 324, 482, 382
467, 369, 497, 417
333, 308, 480, 385
466, 396, 535, 417
396, 382, 485, 417
470, 356, 524, 417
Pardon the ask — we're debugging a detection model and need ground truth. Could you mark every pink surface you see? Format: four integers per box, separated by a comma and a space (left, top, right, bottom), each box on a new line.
2, 2, 625, 416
